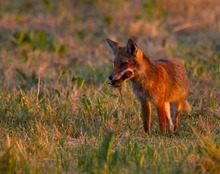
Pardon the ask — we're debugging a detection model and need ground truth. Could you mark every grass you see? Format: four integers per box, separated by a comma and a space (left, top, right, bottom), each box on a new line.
0, 0, 220, 173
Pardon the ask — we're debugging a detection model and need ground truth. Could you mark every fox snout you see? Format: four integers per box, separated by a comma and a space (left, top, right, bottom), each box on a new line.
108, 69, 134, 88
108, 74, 113, 81
108, 74, 119, 81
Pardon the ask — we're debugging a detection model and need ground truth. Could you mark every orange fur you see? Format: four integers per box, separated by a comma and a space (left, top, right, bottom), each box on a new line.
107, 38, 190, 135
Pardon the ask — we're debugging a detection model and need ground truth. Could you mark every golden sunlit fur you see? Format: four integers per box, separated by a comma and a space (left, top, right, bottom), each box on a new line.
107, 38, 190, 135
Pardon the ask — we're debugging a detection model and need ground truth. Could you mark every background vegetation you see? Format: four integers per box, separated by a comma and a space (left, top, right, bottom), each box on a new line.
0, 0, 219, 173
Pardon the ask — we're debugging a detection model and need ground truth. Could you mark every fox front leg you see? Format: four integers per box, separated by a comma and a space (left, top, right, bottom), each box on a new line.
156, 104, 167, 135
141, 100, 152, 134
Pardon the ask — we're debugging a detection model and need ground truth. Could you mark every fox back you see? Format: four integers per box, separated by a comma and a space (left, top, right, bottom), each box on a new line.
107, 38, 190, 134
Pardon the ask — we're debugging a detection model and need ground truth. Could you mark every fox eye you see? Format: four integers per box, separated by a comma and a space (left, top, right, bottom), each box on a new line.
121, 62, 128, 67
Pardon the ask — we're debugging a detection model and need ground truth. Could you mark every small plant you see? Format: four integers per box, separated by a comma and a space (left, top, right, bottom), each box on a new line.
12, 30, 67, 54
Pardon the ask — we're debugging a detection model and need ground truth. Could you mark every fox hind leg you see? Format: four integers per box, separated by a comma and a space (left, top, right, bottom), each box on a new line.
171, 102, 177, 123
173, 101, 183, 131
165, 102, 174, 134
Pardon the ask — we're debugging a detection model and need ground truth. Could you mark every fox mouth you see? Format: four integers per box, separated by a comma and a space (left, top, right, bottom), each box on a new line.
109, 71, 133, 88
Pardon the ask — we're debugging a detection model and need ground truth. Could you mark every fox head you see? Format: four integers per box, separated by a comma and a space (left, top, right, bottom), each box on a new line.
106, 38, 143, 88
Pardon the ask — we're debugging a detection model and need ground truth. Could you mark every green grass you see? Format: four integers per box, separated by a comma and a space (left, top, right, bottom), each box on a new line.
0, 0, 220, 173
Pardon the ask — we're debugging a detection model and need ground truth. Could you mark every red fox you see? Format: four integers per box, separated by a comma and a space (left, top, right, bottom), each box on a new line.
106, 38, 190, 135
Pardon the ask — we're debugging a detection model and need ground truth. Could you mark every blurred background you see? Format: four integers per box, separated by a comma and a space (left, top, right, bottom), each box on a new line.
0, 0, 220, 96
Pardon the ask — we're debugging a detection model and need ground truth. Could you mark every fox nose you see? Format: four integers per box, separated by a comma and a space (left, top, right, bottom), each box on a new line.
108, 75, 113, 81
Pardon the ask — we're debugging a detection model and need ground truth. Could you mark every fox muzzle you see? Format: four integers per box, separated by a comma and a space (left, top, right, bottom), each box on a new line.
108, 68, 134, 88
109, 68, 134, 81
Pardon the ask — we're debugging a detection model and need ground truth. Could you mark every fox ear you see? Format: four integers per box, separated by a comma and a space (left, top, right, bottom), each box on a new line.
106, 38, 120, 55
126, 39, 137, 55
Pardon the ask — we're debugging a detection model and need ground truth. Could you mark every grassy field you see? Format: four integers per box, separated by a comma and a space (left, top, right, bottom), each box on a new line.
0, 0, 220, 173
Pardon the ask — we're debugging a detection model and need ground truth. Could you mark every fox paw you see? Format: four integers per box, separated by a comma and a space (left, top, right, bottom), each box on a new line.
169, 125, 174, 134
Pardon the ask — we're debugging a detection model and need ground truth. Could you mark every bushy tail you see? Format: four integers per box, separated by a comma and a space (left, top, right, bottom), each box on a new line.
183, 100, 191, 114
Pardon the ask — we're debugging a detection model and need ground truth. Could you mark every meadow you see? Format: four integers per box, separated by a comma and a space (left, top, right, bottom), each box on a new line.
0, 0, 219, 173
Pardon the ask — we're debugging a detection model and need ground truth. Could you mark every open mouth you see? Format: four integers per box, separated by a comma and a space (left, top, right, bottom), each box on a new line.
109, 71, 133, 88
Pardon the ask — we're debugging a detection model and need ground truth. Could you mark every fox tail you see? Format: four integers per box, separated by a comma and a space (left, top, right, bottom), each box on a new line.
183, 100, 191, 114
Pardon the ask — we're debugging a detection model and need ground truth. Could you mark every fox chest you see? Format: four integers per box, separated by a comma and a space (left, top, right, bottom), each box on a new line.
131, 81, 154, 103
130, 79, 165, 104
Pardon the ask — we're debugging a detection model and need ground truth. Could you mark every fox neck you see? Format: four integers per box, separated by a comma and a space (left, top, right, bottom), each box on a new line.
130, 53, 157, 101
133, 53, 156, 80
